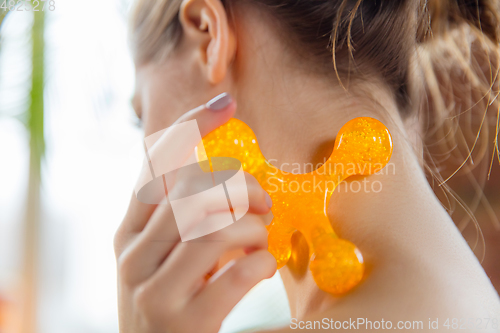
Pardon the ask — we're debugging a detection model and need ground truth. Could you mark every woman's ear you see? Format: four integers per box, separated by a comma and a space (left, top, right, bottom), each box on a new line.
179, 0, 236, 84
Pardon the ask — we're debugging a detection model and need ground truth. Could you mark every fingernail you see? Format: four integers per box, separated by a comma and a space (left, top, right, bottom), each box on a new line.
265, 192, 273, 209
206, 92, 232, 111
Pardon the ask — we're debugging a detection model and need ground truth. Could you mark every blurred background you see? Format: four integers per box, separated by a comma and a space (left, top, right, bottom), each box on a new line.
0, 2, 290, 332
0, 2, 498, 333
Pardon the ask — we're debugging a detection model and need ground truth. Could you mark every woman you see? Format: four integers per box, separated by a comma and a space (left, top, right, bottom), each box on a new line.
113, 0, 500, 332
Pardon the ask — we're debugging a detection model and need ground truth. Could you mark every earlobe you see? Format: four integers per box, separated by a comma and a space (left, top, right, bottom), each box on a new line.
179, 0, 235, 84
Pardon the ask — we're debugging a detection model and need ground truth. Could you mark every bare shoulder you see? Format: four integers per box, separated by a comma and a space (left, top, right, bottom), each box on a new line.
270, 169, 500, 331
264, 236, 500, 332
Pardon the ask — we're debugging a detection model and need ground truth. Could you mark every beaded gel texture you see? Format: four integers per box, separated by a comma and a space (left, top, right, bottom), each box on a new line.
198, 117, 393, 294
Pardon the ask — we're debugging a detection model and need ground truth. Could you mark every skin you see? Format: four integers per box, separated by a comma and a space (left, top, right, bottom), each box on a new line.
113, 0, 500, 332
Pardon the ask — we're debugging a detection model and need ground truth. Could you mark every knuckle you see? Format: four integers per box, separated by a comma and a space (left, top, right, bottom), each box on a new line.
246, 216, 268, 243
256, 225, 269, 245
253, 217, 268, 236
230, 263, 255, 287
257, 250, 277, 272
133, 284, 152, 310
134, 283, 177, 322
113, 227, 125, 257
134, 284, 162, 317
116, 252, 136, 285
116, 255, 129, 277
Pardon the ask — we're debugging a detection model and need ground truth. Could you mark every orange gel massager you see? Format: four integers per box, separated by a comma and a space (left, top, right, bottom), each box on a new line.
199, 117, 393, 294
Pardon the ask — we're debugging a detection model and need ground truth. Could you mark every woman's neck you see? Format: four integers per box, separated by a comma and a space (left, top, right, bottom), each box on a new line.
227, 12, 454, 317
232, 55, 430, 318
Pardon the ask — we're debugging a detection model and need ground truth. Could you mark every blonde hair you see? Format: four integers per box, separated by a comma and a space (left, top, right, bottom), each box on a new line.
417, 1, 500, 242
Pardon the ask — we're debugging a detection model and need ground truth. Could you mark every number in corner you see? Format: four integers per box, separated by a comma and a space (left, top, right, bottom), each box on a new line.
40, 0, 55, 11
443, 318, 499, 330
0, 0, 56, 11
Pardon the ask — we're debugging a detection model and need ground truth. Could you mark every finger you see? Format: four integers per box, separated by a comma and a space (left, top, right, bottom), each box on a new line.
119, 92, 235, 235
189, 250, 276, 327
143, 93, 235, 192
116, 201, 179, 286
114, 193, 157, 257
170, 171, 272, 215
144, 213, 269, 302
176, 92, 236, 137
120, 171, 271, 284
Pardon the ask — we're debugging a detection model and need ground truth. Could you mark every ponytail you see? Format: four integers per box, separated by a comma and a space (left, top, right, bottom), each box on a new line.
417, 0, 500, 233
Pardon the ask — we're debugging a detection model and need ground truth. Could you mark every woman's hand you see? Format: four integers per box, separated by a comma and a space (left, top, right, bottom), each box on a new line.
114, 94, 276, 333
